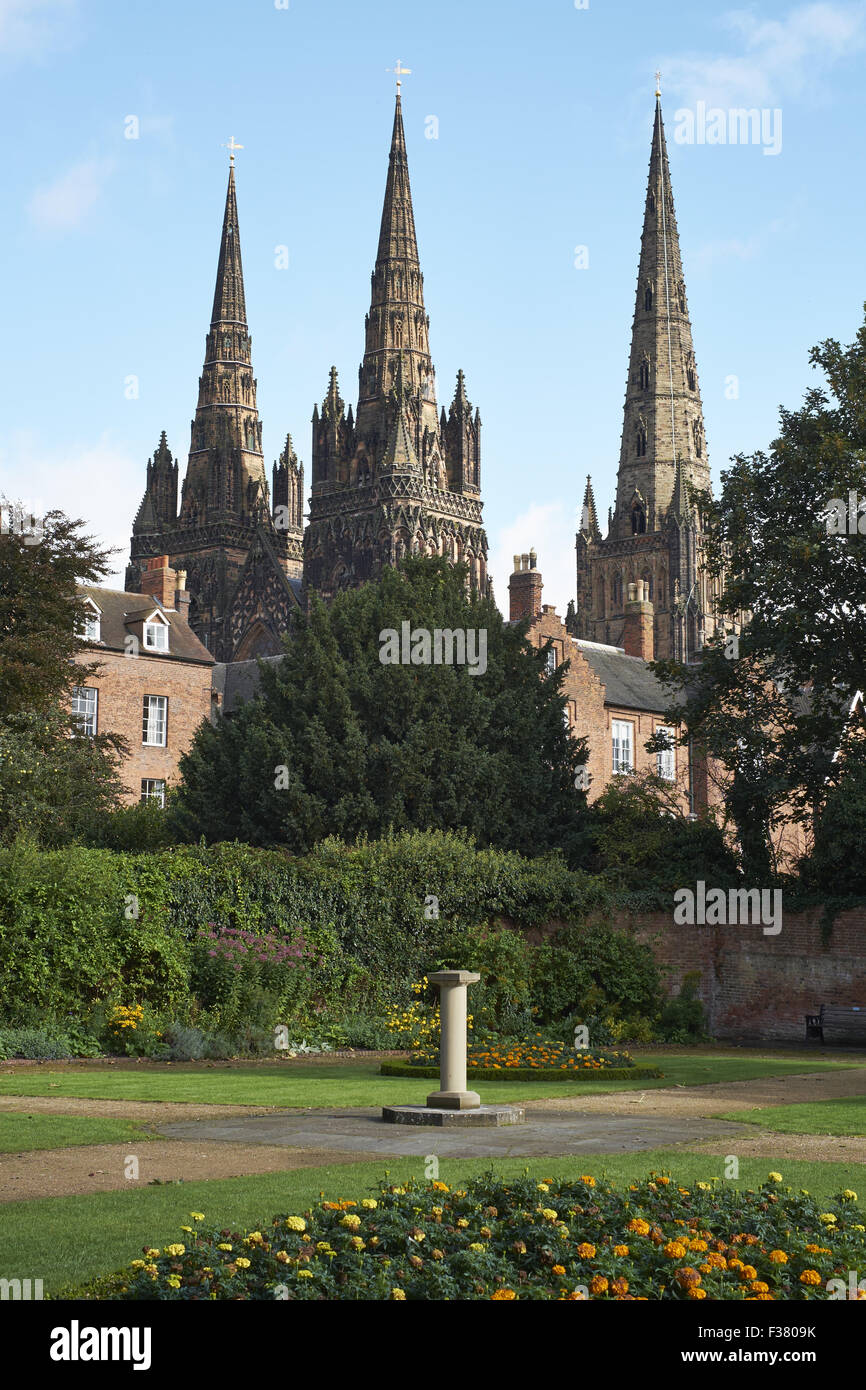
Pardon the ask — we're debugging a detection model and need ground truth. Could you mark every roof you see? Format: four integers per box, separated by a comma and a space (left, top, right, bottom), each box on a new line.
574, 639, 683, 715
212, 655, 283, 713
77, 585, 214, 666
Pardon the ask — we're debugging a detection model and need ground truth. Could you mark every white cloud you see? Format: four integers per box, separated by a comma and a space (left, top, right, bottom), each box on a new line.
27, 157, 115, 232
491, 500, 579, 620
0, 431, 138, 585
0, 0, 75, 58
661, 1, 866, 108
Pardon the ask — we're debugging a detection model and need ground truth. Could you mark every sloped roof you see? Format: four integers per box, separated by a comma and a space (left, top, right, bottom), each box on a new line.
212, 654, 283, 714
575, 639, 683, 715
77, 585, 213, 666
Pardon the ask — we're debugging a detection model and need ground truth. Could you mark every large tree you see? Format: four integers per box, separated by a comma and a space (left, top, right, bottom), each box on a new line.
175, 557, 591, 862
0, 507, 126, 844
651, 311, 866, 878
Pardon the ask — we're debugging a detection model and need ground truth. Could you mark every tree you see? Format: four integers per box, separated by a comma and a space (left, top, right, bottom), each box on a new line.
175, 557, 592, 862
0, 509, 126, 845
651, 310, 866, 880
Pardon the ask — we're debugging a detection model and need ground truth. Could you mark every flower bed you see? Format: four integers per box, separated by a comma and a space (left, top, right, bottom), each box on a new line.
80, 1170, 865, 1301
380, 1039, 662, 1082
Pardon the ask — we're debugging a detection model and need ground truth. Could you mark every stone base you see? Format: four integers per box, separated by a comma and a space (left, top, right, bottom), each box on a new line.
425, 1089, 481, 1110
381, 1104, 525, 1128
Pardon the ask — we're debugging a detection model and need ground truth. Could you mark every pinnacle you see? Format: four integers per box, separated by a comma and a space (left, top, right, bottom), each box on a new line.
211, 164, 247, 327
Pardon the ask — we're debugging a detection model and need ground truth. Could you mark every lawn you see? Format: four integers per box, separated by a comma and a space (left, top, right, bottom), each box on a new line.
0, 1112, 151, 1154
4, 1151, 864, 1297
721, 1096, 866, 1136
0, 1052, 859, 1108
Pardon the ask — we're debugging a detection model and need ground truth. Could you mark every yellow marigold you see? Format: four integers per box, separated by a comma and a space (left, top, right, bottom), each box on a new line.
804, 1244, 831, 1255
579, 1175, 596, 1187
688, 1287, 707, 1300
180, 1226, 192, 1234
285, 1217, 306, 1232
767, 1172, 783, 1183
297, 1270, 313, 1279
491, 1289, 517, 1300
590, 1275, 609, 1295
727, 1258, 744, 1272
696, 1182, 712, 1191
235, 1258, 250, 1269
164, 1244, 185, 1257
469, 1243, 485, 1252
611, 1277, 629, 1295
842, 1190, 858, 1201
390, 1288, 406, 1300
769, 1250, 788, 1263
799, 1270, 822, 1286
577, 1243, 596, 1259
740, 1265, 757, 1281
627, 1219, 650, 1236
688, 1239, 708, 1252
432, 1249, 445, 1260
664, 1242, 687, 1259
552, 1265, 566, 1276
457, 1218, 469, 1229
143, 1265, 158, 1277
613, 1245, 629, 1257
166, 1276, 181, 1289
750, 1281, 769, 1294
541, 1209, 559, 1222
706, 1252, 726, 1269
145, 1249, 160, 1258
350, 1237, 365, 1251
819, 1213, 837, 1224
217, 1244, 232, 1252
361, 1199, 378, 1209
537, 1184, 550, 1193
340, 1214, 362, 1229
852, 1225, 866, 1233
657, 1176, 670, 1186
190, 1212, 205, 1221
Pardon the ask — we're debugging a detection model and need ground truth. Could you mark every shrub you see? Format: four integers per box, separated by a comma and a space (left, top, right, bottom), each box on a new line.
658, 973, 708, 1043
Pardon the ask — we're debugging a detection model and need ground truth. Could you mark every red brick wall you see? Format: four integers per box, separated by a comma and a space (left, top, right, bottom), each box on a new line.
72, 649, 213, 804
613, 908, 866, 1042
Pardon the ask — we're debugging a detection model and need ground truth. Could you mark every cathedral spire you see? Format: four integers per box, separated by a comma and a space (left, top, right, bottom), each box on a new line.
211, 163, 246, 327
612, 94, 709, 539
356, 91, 437, 451
178, 161, 266, 527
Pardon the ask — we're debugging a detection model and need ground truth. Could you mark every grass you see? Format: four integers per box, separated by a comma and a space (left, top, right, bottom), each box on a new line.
721, 1096, 866, 1136
0, 1052, 859, 1108
0, 1112, 152, 1154
4, 1150, 864, 1297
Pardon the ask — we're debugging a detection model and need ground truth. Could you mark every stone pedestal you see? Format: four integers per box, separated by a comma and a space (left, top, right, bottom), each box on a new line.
425, 969, 480, 1110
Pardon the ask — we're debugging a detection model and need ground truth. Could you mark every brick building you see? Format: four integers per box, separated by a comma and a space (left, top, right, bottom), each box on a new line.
73, 557, 214, 805
510, 550, 708, 810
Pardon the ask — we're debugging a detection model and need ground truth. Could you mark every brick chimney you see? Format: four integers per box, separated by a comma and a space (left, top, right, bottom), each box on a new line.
140, 555, 179, 610
509, 550, 543, 621
173, 568, 191, 616
622, 580, 654, 660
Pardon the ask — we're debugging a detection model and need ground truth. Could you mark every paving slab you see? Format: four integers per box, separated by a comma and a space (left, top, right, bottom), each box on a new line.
157, 1108, 748, 1158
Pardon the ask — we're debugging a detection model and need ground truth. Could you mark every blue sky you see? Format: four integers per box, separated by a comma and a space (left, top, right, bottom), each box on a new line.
2, 0, 866, 613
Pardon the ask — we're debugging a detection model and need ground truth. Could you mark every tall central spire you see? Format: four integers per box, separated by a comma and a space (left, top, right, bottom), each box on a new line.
356, 92, 437, 454
179, 162, 267, 526
611, 94, 709, 539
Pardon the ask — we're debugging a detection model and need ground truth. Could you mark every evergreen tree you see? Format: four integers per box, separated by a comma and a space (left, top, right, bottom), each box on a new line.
175, 558, 591, 861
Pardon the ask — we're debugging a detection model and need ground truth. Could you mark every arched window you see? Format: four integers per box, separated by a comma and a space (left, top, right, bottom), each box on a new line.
636, 425, 647, 458
693, 420, 703, 458
639, 359, 650, 390
631, 506, 646, 535
644, 284, 653, 312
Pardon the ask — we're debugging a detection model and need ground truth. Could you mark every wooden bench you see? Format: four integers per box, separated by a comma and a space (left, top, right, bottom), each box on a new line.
805, 1005, 866, 1044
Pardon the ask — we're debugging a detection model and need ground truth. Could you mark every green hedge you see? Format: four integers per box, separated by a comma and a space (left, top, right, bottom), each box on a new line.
0, 830, 659, 1038
378, 1062, 664, 1082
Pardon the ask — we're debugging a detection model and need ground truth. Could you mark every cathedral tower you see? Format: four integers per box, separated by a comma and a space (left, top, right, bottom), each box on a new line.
573, 91, 722, 662
127, 156, 303, 661
303, 92, 487, 601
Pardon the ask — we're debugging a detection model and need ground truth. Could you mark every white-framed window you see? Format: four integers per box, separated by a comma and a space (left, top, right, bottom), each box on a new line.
144, 619, 169, 652
71, 686, 97, 737
77, 601, 101, 643
142, 695, 167, 746
612, 719, 634, 775
545, 646, 557, 674
141, 778, 166, 808
656, 725, 676, 781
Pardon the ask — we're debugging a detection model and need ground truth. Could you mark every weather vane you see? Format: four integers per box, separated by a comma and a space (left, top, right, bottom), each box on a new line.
387, 59, 412, 94
224, 136, 244, 166
655, 70, 662, 97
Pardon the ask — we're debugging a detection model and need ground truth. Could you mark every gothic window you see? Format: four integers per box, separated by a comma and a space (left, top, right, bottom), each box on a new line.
222, 379, 231, 402
636, 424, 647, 458
644, 284, 653, 312
686, 356, 696, 392
393, 316, 403, 346
648, 191, 656, 214
631, 504, 646, 535
639, 359, 650, 390
678, 280, 686, 314
223, 334, 231, 358
693, 420, 703, 458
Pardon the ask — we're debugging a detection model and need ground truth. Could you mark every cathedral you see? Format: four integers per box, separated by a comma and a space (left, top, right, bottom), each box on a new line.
126, 91, 488, 661
568, 89, 725, 663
